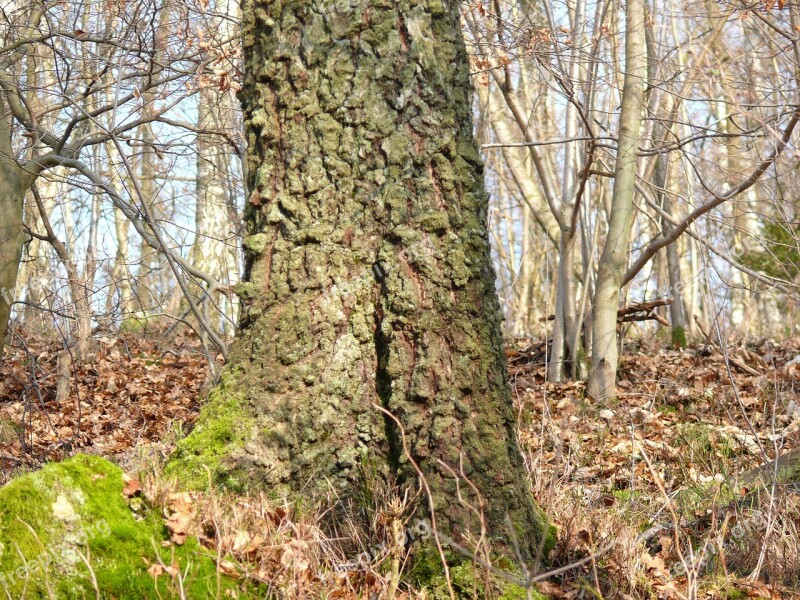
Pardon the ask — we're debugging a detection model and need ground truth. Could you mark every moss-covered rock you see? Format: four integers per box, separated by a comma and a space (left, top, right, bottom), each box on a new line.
0, 454, 256, 599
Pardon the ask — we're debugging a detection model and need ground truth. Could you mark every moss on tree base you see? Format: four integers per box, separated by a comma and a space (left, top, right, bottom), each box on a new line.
409, 543, 552, 599
671, 325, 687, 348
0, 452, 554, 598
0, 454, 256, 599
165, 368, 256, 491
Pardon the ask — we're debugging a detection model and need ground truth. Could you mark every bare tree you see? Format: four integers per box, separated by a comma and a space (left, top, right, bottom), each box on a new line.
0, 0, 243, 363
587, 0, 647, 400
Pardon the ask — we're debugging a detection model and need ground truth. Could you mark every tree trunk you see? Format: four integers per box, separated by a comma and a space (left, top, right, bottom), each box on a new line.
171, 0, 546, 557
0, 170, 25, 351
0, 95, 33, 354
554, 0, 589, 382
548, 232, 577, 381
655, 155, 687, 347
17, 182, 54, 331
108, 183, 135, 324
193, 0, 240, 339
133, 2, 172, 322
587, 0, 647, 400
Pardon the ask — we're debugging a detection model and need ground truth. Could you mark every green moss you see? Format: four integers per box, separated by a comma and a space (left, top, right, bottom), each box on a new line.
572, 344, 589, 379
410, 545, 549, 599
672, 325, 687, 348
613, 488, 636, 503
0, 455, 259, 599
673, 478, 740, 518
541, 519, 558, 558
702, 576, 749, 599
0, 418, 18, 445
166, 370, 255, 490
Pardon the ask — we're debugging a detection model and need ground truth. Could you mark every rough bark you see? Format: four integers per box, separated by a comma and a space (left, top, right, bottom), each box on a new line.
172, 0, 546, 557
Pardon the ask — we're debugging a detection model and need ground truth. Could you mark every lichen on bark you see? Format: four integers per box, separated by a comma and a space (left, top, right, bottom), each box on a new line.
173, 0, 548, 559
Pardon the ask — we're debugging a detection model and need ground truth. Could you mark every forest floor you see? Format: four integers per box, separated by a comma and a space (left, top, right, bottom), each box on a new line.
2, 329, 800, 598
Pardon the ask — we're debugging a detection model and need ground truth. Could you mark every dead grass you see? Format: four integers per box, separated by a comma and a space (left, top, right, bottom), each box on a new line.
514, 336, 800, 598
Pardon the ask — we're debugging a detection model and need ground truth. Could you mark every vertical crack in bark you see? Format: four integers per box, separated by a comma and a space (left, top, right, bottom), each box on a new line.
373, 273, 403, 476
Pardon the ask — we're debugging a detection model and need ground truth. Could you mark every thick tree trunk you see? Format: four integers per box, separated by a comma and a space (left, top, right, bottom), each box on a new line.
172, 0, 546, 557
587, 0, 647, 400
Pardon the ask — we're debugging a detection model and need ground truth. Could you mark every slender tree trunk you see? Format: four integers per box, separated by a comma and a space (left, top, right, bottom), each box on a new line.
18, 181, 56, 330
644, 23, 687, 346
0, 171, 26, 351
587, 0, 647, 400
101, 7, 135, 327
556, 0, 589, 381
172, 0, 546, 556
133, 119, 163, 317
108, 184, 135, 323
134, 2, 171, 320
193, 10, 240, 338
0, 95, 33, 353
519, 198, 534, 334
482, 84, 560, 247
654, 153, 687, 346
548, 233, 577, 381
7, 30, 53, 339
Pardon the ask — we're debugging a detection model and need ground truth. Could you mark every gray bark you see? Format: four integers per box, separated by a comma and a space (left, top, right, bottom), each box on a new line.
587, 0, 647, 400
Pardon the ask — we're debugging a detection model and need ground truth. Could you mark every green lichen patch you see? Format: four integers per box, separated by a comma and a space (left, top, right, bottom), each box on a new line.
0, 454, 258, 599
242, 232, 269, 254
